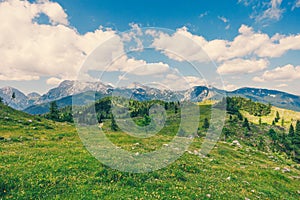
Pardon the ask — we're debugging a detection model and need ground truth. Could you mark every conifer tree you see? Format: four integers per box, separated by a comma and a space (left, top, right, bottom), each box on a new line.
111, 114, 118, 131
275, 111, 280, 122
289, 124, 295, 137
243, 118, 250, 130
203, 118, 210, 129
49, 101, 59, 121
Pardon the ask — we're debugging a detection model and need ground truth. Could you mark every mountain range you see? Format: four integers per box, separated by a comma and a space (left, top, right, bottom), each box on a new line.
1, 80, 300, 114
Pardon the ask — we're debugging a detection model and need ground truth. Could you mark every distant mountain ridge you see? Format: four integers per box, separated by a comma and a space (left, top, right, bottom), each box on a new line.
229, 87, 300, 112
0, 87, 37, 110
1, 80, 300, 114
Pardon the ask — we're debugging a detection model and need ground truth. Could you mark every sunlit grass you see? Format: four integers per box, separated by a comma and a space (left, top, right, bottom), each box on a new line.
241, 106, 300, 128
1, 103, 300, 199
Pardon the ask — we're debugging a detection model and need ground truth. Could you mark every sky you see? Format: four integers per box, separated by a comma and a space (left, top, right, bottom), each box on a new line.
0, 0, 300, 95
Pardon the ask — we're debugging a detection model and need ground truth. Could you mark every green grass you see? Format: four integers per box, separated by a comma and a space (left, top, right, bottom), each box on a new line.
1, 103, 300, 199
241, 106, 300, 128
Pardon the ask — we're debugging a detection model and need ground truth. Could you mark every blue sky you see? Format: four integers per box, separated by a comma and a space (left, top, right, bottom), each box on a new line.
55, 0, 300, 37
0, 0, 300, 95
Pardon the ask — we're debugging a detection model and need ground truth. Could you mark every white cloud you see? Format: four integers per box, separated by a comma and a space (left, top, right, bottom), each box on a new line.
255, 34, 300, 57
293, 0, 300, 10
0, 0, 117, 81
239, 0, 284, 23
151, 24, 300, 64
183, 76, 206, 87
0, 0, 170, 83
224, 84, 238, 91
253, 64, 300, 82
37, 0, 69, 25
218, 16, 230, 30
237, 0, 252, 6
276, 83, 288, 88
218, 16, 229, 23
0, 68, 40, 81
46, 77, 63, 85
116, 59, 171, 76
256, 0, 284, 22
160, 74, 206, 90
151, 27, 210, 62
199, 11, 208, 18
217, 58, 269, 75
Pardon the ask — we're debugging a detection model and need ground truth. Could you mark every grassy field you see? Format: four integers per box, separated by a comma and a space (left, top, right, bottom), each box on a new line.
1, 103, 300, 199
241, 106, 300, 129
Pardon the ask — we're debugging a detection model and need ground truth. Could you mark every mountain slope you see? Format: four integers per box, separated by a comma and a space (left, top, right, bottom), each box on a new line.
229, 87, 300, 112
2, 80, 300, 114
0, 87, 32, 110
35, 80, 113, 105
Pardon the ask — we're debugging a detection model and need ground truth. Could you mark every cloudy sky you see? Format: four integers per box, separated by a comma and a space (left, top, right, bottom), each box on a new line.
0, 0, 300, 95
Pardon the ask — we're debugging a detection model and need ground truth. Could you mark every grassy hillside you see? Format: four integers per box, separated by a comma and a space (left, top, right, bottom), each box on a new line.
241, 106, 300, 129
1, 103, 300, 199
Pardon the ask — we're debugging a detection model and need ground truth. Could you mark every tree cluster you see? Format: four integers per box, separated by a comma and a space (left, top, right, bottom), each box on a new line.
45, 101, 73, 123
219, 97, 271, 117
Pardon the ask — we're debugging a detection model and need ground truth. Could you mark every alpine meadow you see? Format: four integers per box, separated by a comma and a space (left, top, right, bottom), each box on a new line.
1, 0, 300, 199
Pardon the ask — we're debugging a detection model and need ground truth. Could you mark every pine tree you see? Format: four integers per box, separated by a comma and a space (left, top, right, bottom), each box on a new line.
203, 118, 210, 129
242, 118, 250, 130
237, 112, 243, 121
294, 120, 300, 144
98, 113, 104, 123
174, 104, 178, 114
275, 111, 280, 122
281, 118, 285, 127
143, 114, 151, 126
111, 114, 118, 131
49, 101, 59, 121
289, 124, 295, 137
258, 136, 264, 151
294, 120, 300, 162
164, 102, 168, 110
268, 128, 278, 142
11, 92, 16, 100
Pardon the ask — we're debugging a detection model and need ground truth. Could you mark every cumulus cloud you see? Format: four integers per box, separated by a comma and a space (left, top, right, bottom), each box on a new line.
217, 58, 269, 75
255, 34, 300, 57
151, 27, 209, 62
37, 0, 69, 25
224, 84, 238, 91
183, 76, 206, 87
160, 74, 206, 90
112, 57, 171, 76
0, 0, 117, 81
253, 64, 300, 82
151, 24, 300, 75
46, 77, 63, 85
0, 0, 171, 83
